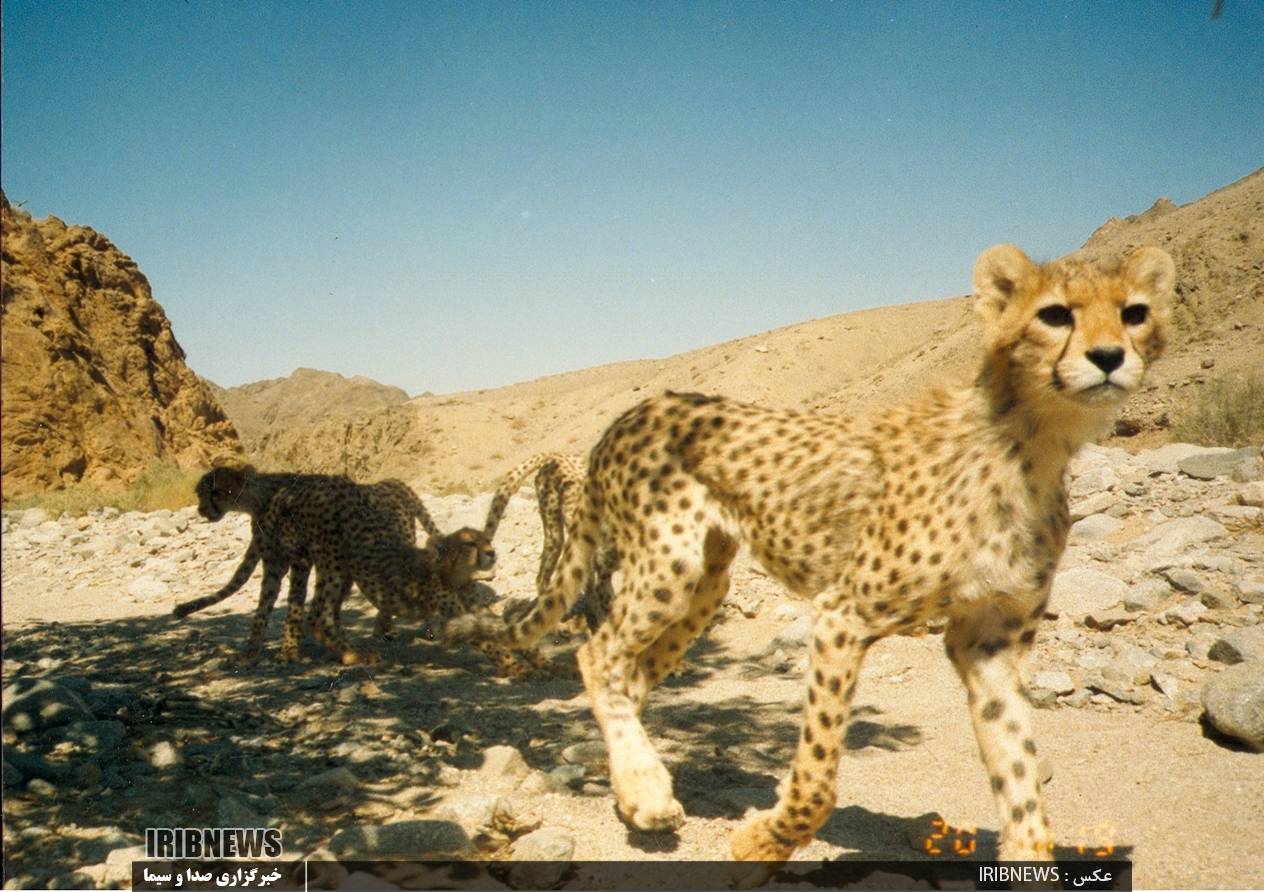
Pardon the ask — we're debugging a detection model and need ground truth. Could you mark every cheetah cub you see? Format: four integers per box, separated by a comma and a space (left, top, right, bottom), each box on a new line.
175, 465, 457, 661
450, 245, 1174, 879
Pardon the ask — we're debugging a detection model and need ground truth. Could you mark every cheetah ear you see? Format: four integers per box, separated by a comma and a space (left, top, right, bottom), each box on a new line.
973, 244, 1038, 323
1122, 246, 1175, 302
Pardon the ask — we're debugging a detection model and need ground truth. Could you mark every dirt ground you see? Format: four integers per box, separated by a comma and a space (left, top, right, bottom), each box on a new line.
3, 498, 1261, 890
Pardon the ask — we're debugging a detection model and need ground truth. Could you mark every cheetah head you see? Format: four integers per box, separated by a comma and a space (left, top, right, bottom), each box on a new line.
973, 244, 1174, 412
194, 464, 254, 522
433, 527, 497, 587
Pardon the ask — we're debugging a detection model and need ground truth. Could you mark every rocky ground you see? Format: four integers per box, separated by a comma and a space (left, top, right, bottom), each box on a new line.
2, 443, 1263, 890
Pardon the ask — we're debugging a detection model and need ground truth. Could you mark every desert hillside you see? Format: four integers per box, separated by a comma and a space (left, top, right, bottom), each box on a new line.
210, 368, 410, 450
0, 194, 241, 500
239, 167, 1264, 494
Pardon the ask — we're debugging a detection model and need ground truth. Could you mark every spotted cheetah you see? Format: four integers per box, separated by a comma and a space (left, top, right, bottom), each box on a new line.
483, 452, 613, 630
270, 479, 546, 674
174, 465, 455, 660
450, 245, 1174, 878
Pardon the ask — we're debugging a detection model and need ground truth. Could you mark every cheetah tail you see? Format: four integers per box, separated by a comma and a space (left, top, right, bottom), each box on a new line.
482, 452, 558, 538
172, 544, 260, 618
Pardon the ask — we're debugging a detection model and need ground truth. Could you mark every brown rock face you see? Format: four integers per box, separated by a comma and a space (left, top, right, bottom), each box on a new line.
1, 194, 242, 499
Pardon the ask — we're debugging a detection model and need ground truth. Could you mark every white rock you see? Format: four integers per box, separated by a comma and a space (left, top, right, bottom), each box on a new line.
1032, 671, 1075, 695
1134, 443, 1217, 476
1069, 514, 1123, 542
1049, 567, 1127, 616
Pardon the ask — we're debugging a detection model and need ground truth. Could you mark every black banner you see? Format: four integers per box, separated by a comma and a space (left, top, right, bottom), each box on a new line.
132, 858, 1132, 890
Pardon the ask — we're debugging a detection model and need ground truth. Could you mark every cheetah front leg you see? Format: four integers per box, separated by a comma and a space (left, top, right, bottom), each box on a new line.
731, 604, 871, 887
229, 561, 287, 665
944, 606, 1054, 861
309, 571, 373, 665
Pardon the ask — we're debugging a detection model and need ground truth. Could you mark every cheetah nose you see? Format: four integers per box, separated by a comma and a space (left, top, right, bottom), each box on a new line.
1086, 347, 1125, 374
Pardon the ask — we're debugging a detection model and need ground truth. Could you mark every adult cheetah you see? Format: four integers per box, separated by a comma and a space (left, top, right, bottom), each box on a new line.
483, 452, 614, 630
450, 245, 1174, 878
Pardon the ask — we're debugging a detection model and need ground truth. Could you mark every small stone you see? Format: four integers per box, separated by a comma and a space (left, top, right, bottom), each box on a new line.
1162, 568, 1207, 595
548, 765, 585, 789
477, 745, 530, 782
1151, 673, 1182, 701
1028, 687, 1059, 709
1201, 663, 1264, 751
1179, 447, 1262, 482
434, 794, 513, 848
1070, 491, 1116, 520
1069, 513, 1124, 542
328, 820, 474, 858
1134, 516, 1227, 566
1049, 567, 1128, 616
517, 770, 561, 795
149, 741, 182, 771
1103, 647, 1157, 686
1069, 466, 1119, 498
1200, 588, 1237, 610
63, 720, 127, 752
1064, 689, 1093, 709
1165, 600, 1208, 627
14, 507, 49, 528
560, 740, 607, 768
509, 828, 576, 889
1124, 578, 1171, 612
1208, 627, 1264, 665
293, 767, 360, 809
1032, 671, 1075, 695
1238, 481, 1264, 508
1088, 680, 1149, 705
1083, 609, 1134, 631
26, 777, 58, 798
2, 678, 93, 733
1234, 580, 1264, 606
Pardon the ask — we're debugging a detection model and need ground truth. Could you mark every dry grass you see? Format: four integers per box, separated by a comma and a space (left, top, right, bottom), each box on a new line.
1171, 372, 1264, 447
5, 464, 202, 517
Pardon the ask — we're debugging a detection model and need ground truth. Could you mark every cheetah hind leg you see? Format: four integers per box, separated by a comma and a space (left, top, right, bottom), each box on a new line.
373, 610, 396, 642
576, 527, 728, 834
276, 562, 311, 663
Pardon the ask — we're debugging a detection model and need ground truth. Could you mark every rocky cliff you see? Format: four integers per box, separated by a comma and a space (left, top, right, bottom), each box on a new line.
1, 194, 241, 500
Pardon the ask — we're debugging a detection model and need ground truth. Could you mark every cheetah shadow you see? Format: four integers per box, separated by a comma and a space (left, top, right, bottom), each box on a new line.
2, 603, 926, 875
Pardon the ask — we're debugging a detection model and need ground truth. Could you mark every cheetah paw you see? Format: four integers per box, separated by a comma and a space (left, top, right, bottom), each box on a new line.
340, 649, 380, 666
612, 766, 686, 832
729, 811, 796, 888
276, 647, 302, 664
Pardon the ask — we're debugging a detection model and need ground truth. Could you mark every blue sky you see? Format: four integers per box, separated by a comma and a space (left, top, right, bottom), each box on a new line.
4, 1, 1262, 396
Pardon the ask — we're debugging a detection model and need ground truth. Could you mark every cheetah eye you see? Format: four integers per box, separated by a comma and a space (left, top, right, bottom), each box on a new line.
1121, 304, 1149, 326
1035, 305, 1073, 327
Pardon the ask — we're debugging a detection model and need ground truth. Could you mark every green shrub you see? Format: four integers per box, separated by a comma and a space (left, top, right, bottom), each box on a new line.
5, 464, 202, 517
1171, 372, 1264, 448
